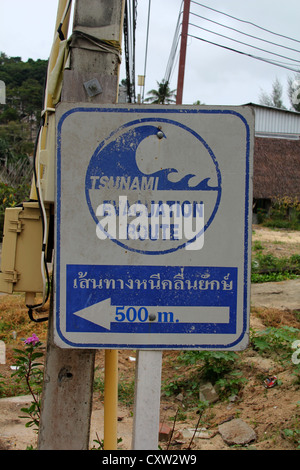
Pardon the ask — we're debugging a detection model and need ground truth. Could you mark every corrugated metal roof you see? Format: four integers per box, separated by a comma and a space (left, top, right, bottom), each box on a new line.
245, 103, 300, 137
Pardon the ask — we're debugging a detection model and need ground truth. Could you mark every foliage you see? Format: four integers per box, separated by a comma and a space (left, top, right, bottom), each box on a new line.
0, 52, 47, 123
283, 427, 300, 449
118, 377, 135, 406
252, 252, 300, 272
0, 373, 5, 396
145, 79, 176, 104
253, 240, 263, 251
0, 182, 31, 237
94, 368, 135, 406
163, 350, 245, 402
259, 77, 287, 109
0, 122, 34, 191
251, 271, 299, 283
258, 74, 300, 112
181, 350, 239, 382
11, 334, 44, 431
92, 435, 123, 450
215, 371, 247, 399
287, 72, 300, 112
272, 196, 300, 213
251, 325, 300, 366
251, 252, 300, 283
0, 181, 30, 209
0, 53, 39, 236
262, 196, 300, 231
252, 325, 300, 388
0, 121, 34, 158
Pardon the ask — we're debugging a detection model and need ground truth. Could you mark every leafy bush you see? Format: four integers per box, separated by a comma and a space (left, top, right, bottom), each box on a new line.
12, 334, 44, 431
262, 196, 300, 230
180, 350, 239, 383
162, 350, 246, 402
251, 252, 300, 282
0, 182, 30, 237
251, 325, 300, 365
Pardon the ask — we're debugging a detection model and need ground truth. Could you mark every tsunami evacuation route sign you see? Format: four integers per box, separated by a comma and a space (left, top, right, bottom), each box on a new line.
54, 104, 254, 350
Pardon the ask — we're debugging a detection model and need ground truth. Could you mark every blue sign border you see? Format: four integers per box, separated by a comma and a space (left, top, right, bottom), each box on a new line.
56, 107, 252, 349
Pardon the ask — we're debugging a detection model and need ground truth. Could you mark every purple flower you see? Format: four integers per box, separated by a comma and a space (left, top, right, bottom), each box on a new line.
24, 333, 40, 346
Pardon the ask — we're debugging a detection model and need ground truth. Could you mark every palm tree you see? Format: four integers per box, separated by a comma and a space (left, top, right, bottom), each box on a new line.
144, 79, 176, 104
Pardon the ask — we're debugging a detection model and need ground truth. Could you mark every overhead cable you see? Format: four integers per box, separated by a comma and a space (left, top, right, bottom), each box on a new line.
164, 0, 183, 84
189, 11, 300, 54
191, 0, 300, 45
188, 22, 300, 64
123, 0, 136, 102
142, 0, 151, 102
188, 33, 300, 73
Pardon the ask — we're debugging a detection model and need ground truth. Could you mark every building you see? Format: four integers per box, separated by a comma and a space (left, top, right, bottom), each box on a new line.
247, 103, 300, 215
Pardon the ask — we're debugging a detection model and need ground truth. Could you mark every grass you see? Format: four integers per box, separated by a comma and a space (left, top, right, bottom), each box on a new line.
0, 293, 48, 345
251, 251, 300, 283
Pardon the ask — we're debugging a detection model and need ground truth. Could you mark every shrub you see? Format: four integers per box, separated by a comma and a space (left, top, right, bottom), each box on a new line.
0, 182, 30, 237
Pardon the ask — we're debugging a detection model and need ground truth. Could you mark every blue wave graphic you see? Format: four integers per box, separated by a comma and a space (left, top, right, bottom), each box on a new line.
86, 125, 219, 191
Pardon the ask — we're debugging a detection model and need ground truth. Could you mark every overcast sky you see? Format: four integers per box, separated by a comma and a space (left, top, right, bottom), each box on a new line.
0, 0, 299, 108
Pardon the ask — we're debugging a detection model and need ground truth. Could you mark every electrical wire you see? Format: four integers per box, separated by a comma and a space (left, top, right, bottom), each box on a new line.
164, 1, 183, 84
142, 0, 151, 102
123, 0, 137, 102
188, 22, 300, 65
166, 34, 181, 85
189, 10, 300, 55
191, 0, 300, 45
162, 1, 300, 96
188, 33, 300, 73
26, 118, 50, 323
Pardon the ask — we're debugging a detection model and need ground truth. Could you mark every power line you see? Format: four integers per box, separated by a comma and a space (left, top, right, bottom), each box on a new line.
188, 33, 300, 73
142, 0, 151, 102
123, 0, 137, 102
164, 1, 183, 83
188, 22, 300, 64
164, 18, 182, 83
191, 0, 300, 45
189, 10, 300, 55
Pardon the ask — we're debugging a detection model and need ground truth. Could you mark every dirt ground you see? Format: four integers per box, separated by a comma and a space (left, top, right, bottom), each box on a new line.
0, 225, 299, 451
252, 224, 300, 258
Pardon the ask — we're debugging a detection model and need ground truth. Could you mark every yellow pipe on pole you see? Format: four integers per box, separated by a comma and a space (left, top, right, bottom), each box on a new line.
103, 1, 125, 450
46, 0, 71, 109
104, 349, 118, 450
30, 0, 71, 200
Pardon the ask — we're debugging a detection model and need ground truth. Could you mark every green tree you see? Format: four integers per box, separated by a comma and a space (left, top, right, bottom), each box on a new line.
144, 79, 176, 104
287, 72, 300, 112
0, 53, 47, 123
0, 122, 32, 186
0, 121, 33, 158
259, 77, 287, 109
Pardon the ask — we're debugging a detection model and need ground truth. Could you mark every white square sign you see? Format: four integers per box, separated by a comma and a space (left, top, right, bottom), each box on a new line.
54, 104, 254, 350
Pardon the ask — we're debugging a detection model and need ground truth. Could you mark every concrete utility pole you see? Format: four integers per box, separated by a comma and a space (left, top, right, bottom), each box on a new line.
38, 0, 125, 450
176, 0, 191, 105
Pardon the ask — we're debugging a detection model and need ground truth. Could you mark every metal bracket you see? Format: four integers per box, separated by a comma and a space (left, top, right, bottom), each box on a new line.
8, 219, 23, 233
3, 269, 20, 284
83, 78, 102, 97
